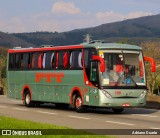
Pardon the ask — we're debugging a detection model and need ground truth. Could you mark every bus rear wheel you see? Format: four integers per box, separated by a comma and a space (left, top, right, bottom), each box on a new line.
74, 94, 85, 113
24, 91, 35, 107
112, 108, 124, 114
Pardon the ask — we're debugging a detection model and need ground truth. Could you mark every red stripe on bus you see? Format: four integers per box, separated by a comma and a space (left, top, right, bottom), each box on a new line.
8, 45, 84, 53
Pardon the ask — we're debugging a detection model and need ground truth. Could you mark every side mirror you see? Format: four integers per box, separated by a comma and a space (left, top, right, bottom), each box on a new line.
92, 55, 106, 72
144, 56, 156, 72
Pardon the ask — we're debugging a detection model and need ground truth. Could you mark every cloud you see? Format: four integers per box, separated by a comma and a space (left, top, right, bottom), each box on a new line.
96, 11, 152, 24
52, 1, 80, 14
0, 9, 153, 33
126, 12, 152, 19
37, 20, 62, 32
0, 17, 27, 33
96, 11, 124, 23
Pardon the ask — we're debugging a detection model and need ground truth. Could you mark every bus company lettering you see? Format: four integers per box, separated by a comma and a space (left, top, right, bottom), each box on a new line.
35, 73, 64, 83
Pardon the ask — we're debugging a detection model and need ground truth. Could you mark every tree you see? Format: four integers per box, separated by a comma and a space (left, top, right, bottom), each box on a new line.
141, 41, 160, 95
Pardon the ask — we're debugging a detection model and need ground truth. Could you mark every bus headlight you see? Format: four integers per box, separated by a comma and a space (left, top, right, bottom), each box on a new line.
139, 90, 146, 98
102, 90, 112, 99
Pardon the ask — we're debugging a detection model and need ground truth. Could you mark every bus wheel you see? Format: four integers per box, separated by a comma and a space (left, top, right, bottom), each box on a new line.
24, 91, 35, 107
74, 94, 85, 113
112, 108, 124, 114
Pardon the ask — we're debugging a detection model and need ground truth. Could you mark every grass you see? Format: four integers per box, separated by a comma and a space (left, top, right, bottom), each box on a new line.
0, 116, 112, 138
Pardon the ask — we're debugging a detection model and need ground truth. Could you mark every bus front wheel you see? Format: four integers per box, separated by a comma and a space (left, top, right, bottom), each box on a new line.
24, 91, 35, 107
74, 94, 85, 113
112, 108, 124, 114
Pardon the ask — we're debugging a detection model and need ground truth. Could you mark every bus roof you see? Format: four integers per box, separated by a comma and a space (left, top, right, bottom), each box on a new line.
82, 42, 142, 50
8, 42, 142, 53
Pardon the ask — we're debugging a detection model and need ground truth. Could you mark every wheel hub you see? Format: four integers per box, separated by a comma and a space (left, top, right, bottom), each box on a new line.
26, 94, 30, 104
76, 97, 82, 108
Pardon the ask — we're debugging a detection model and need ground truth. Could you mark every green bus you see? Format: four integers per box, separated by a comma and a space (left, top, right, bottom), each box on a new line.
7, 41, 156, 113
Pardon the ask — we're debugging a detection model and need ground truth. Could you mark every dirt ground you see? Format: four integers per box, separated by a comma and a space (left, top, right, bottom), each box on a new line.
145, 95, 160, 109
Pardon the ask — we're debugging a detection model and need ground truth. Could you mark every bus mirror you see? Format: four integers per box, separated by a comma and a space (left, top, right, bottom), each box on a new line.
144, 56, 156, 72
92, 55, 106, 72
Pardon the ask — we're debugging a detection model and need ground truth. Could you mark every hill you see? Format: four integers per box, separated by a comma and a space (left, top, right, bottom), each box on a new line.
0, 32, 36, 48
0, 14, 160, 47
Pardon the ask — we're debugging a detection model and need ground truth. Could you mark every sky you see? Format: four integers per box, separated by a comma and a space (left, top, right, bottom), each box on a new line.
0, 0, 159, 33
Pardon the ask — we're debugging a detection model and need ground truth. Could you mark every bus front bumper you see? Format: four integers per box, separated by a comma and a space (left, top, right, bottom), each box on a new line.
99, 90, 146, 108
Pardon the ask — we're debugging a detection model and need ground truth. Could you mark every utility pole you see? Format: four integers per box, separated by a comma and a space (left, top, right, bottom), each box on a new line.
83, 34, 92, 43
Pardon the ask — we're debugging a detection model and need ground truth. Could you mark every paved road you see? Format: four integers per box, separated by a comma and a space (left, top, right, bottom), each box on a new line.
0, 95, 160, 136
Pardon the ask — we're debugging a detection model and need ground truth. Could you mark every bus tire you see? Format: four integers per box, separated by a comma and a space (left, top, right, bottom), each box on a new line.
112, 108, 124, 114
24, 91, 35, 107
74, 94, 85, 113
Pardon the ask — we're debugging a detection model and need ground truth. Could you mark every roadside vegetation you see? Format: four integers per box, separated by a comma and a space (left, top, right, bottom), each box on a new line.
0, 47, 7, 95
0, 116, 110, 138
141, 41, 160, 95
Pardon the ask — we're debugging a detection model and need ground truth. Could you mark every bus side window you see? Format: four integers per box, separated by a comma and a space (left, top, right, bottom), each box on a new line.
84, 48, 97, 81
31, 53, 35, 69
9, 54, 15, 69
38, 53, 42, 69
84, 50, 89, 68
70, 51, 73, 68
45, 51, 53, 69
58, 51, 65, 69
15, 54, 21, 69
70, 50, 82, 69
63, 51, 69, 69
55, 51, 58, 69
42, 52, 46, 69
50, 52, 55, 68
31, 53, 40, 69
28, 53, 32, 69
23, 53, 29, 69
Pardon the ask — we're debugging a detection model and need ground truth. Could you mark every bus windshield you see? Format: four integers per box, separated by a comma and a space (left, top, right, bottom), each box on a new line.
100, 50, 146, 87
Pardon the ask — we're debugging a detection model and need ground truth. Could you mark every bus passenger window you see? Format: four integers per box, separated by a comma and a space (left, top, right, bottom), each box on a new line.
31, 53, 35, 68
45, 52, 53, 69
56, 52, 58, 68
84, 48, 97, 82
23, 53, 29, 69
19, 54, 24, 69
70, 50, 82, 69
9, 54, 15, 69
70, 52, 73, 68
63, 51, 69, 68
84, 50, 89, 68
78, 52, 82, 68
42, 53, 46, 68
84, 49, 96, 68
58, 51, 65, 69
38, 53, 42, 69
15, 54, 21, 69
31, 53, 39, 69
50, 52, 55, 68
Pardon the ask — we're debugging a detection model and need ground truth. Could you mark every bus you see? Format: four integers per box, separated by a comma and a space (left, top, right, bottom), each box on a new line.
7, 41, 156, 113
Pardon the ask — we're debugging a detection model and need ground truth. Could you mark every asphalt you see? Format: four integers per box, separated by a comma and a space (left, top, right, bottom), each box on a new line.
0, 95, 160, 137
